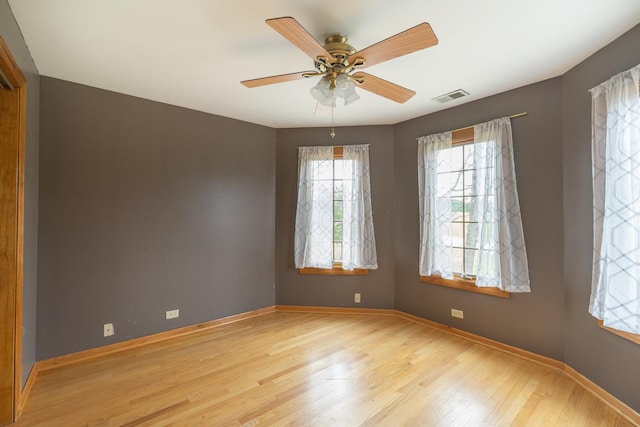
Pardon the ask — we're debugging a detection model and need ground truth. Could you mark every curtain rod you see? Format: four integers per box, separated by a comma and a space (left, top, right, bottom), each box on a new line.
417, 112, 528, 139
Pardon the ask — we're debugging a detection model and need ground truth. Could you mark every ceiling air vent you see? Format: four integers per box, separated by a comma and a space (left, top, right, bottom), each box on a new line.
432, 89, 469, 103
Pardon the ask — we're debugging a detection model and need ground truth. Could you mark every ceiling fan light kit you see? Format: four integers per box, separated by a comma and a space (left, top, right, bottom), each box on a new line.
311, 74, 360, 107
241, 16, 439, 109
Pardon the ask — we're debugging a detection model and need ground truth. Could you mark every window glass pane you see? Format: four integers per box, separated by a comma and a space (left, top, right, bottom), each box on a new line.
333, 222, 343, 242
449, 171, 464, 197
435, 197, 454, 229
463, 144, 475, 170
333, 243, 342, 263
334, 159, 345, 180
315, 159, 333, 180
334, 182, 343, 200
464, 196, 477, 222
342, 179, 354, 202
437, 148, 452, 173
334, 201, 343, 221
451, 222, 464, 248
474, 167, 495, 196
334, 159, 354, 181
478, 195, 497, 223
450, 145, 464, 172
314, 181, 333, 202
451, 197, 464, 222
452, 247, 464, 274
465, 248, 478, 276
343, 159, 354, 178
474, 141, 490, 162
436, 172, 455, 196
465, 223, 479, 250
464, 170, 475, 196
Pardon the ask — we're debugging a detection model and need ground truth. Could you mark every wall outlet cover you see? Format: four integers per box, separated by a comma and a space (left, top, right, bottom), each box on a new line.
103, 323, 114, 337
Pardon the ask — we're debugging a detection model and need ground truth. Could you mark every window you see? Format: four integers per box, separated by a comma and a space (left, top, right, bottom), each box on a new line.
295, 145, 377, 274
439, 138, 480, 278
331, 147, 348, 264
419, 129, 508, 298
590, 64, 640, 337
418, 118, 530, 296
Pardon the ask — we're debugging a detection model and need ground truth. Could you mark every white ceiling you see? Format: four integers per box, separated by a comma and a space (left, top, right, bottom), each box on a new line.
8, 0, 640, 128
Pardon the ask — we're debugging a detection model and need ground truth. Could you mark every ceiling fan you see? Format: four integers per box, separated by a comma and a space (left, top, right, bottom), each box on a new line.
241, 17, 438, 105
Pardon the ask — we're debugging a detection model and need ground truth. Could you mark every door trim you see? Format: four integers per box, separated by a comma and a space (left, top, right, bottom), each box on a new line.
0, 34, 26, 425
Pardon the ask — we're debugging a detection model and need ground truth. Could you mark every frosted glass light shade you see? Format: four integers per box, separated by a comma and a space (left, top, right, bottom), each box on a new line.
310, 75, 359, 107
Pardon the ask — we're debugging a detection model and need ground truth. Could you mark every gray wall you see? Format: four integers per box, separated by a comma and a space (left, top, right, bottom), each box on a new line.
562, 24, 640, 411
393, 78, 565, 360
275, 126, 395, 309
0, 0, 39, 387
38, 77, 276, 359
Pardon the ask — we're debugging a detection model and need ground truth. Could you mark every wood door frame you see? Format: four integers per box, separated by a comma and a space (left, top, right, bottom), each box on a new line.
0, 34, 26, 425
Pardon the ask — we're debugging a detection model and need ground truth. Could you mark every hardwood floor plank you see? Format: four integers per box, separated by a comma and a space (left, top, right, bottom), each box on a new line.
16, 312, 635, 426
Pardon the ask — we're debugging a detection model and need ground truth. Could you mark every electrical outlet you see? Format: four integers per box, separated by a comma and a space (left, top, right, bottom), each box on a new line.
354, 293, 361, 303
103, 323, 114, 337
451, 308, 464, 319
166, 309, 180, 320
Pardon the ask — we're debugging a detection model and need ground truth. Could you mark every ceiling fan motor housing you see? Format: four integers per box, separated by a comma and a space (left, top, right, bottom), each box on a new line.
314, 34, 367, 89
315, 34, 357, 72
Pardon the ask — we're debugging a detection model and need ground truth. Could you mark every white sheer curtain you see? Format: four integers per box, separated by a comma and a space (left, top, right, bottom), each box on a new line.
342, 145, 378, 270
417, 132, 454, 278
294, 146, 334, 269
590, 63, 640, 334
418, 118, 530, 292
294, 145, 377, 270
473, 118, 530, 292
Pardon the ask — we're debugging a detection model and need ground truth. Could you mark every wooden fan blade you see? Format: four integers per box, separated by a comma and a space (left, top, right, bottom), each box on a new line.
348, 23, 438, 69
353, 72, 415, 103
241, 71, 316, 88
266, 17, 333, 61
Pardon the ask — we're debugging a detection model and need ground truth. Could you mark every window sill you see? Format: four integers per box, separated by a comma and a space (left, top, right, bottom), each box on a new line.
597, 320, 640, 346
298, 264, 368, 276
420, 275, 510, 299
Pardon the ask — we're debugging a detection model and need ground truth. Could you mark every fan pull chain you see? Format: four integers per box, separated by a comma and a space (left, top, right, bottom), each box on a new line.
330, 92, 336, 138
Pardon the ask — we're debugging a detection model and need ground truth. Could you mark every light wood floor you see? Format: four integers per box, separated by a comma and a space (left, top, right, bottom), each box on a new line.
16, 312, 633, 426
